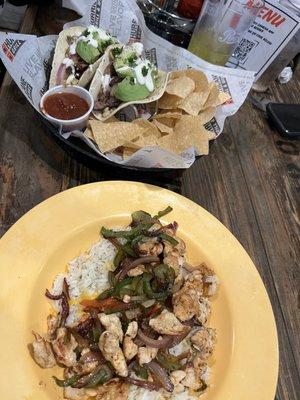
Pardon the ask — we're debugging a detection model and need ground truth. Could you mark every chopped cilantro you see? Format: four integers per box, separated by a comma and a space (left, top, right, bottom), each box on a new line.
128, 55, 137, 67
112, 47, 123, 57
141, 66, 148, 77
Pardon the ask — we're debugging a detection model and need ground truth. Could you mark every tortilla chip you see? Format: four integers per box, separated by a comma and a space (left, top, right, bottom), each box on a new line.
152, 119, 174, 135
123, 147, 137, 160
157, 115, 211, 155
132, 119, 161, 138
178, 92, 209, 116
154, 112, 183, 120
203, 82, 220, 109
166, 76, 195, 98
105, 115, 119, 123
170, 69, 209, 92
205, 129, 217, 140
89, 120, 144, 153
84, 126, 94, 140
215, 91, 231, 106
197, 106, 217, 125
131, 132, 160, 147
153, 112, 182, 128
158, 93, 181, 109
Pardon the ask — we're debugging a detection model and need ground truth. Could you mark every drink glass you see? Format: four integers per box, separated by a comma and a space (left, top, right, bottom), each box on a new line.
188, 0, 264, 66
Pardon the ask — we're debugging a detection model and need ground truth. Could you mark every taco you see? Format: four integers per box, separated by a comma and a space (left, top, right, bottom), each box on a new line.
49, 25, 118, 88
89, 42, 168, 121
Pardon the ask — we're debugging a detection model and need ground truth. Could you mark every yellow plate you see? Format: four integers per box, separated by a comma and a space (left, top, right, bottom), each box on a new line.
0, 181, 278, 400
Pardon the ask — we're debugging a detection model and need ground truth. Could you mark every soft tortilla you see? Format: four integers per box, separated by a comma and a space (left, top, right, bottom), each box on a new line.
49, 26, 102, 89
89, 45, 169, 122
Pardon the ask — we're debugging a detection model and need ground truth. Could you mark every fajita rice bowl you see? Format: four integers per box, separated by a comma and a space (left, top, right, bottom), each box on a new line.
29, 207, 219, 400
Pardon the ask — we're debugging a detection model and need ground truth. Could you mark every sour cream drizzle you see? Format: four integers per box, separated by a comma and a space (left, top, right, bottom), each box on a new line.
134, 61, 154, 92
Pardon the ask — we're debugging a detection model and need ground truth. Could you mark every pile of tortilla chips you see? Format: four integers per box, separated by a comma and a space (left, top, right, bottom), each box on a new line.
85, 69, 230, 159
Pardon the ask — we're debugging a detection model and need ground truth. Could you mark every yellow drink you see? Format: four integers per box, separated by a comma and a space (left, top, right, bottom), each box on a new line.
188, 30, 234, 66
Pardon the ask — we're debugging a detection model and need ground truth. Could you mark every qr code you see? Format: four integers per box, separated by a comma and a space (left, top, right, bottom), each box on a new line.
233, 39, 256, 61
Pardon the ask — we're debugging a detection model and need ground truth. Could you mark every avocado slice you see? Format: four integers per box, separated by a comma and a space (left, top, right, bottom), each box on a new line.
114, 76, 151, 102
114, 49, 138, 78
76, 40, 100, 64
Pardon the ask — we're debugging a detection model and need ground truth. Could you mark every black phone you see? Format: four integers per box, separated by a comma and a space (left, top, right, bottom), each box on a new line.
266, 103, 300, 139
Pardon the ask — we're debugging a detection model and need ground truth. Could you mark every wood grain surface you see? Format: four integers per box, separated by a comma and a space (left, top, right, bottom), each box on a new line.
0, 5, 299, 400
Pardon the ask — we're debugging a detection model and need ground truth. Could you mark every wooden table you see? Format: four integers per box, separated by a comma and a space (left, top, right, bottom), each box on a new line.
0, 5, 299, 400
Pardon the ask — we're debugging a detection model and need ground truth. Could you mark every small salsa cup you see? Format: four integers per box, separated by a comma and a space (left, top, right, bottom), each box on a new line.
40, 85, 94, 132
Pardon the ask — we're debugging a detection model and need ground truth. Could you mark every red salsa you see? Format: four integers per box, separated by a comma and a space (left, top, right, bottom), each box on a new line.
43, 92, 89, 120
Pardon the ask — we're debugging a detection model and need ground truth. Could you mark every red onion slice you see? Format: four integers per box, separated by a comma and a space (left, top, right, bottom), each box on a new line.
126, 377, 161, 391
145, 361, 174, 392
117, 256, 160, 281
137, 330, 173, 349
56, 63, 67, 85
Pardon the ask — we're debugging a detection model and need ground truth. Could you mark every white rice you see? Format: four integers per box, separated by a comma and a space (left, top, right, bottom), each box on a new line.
50, 238, 117, 326
67, 239, 116, 298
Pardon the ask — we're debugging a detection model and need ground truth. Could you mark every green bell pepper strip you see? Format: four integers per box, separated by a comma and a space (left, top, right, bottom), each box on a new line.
83, 367, 112, 387
101, 223, 153, 240
156, 352, 181, 372
142, 273, 168, 301
131, 210, 152, 224
108, 271, 117, 287
113, 277, 134, 297
97, 288, 113, 300
154, 206, 173, 219
122, 242, 137, 257
113, 249, 124, 269
53, 375, 80, 388
158, 233, 178, 246
132, 361, 149, 379
153, 264, 175, 288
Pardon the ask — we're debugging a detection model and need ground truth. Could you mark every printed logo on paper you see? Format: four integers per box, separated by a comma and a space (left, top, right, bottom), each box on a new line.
2, 38, 25, 62
90, 0, 102, 27
204, 118, 221, 135
108, 0, 124, 37
130, 19, 142, 41
145, 48, 157, 67
23, 48, 44, 79
212, 75, 233, 105
20, 76, 33, 101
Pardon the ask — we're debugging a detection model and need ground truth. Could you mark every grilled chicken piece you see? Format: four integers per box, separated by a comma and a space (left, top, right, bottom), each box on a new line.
64, 387, 88, 400
99, 331, 128, 377
149, 309, 187, 335
47, 314, 59, 338
163, 237, 186, 275
98, 313, 123, 342
123, 322, 138, 361
73, 348, 99, 375
125, 321, 138, 338
93, 379, 130, 400
173, 270, 212, 323
181, 367, 204, 391
170, 370, 187, 393
137, 238, 163, 257
191, 327, 216, 360
137, 346, 158, 365
197, 263, 219, 296
193, 355, 211, 384
31, 331, 56, 368
181, 355, 211, 391
127, 265, 146, 277
51, 327, 77, 367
